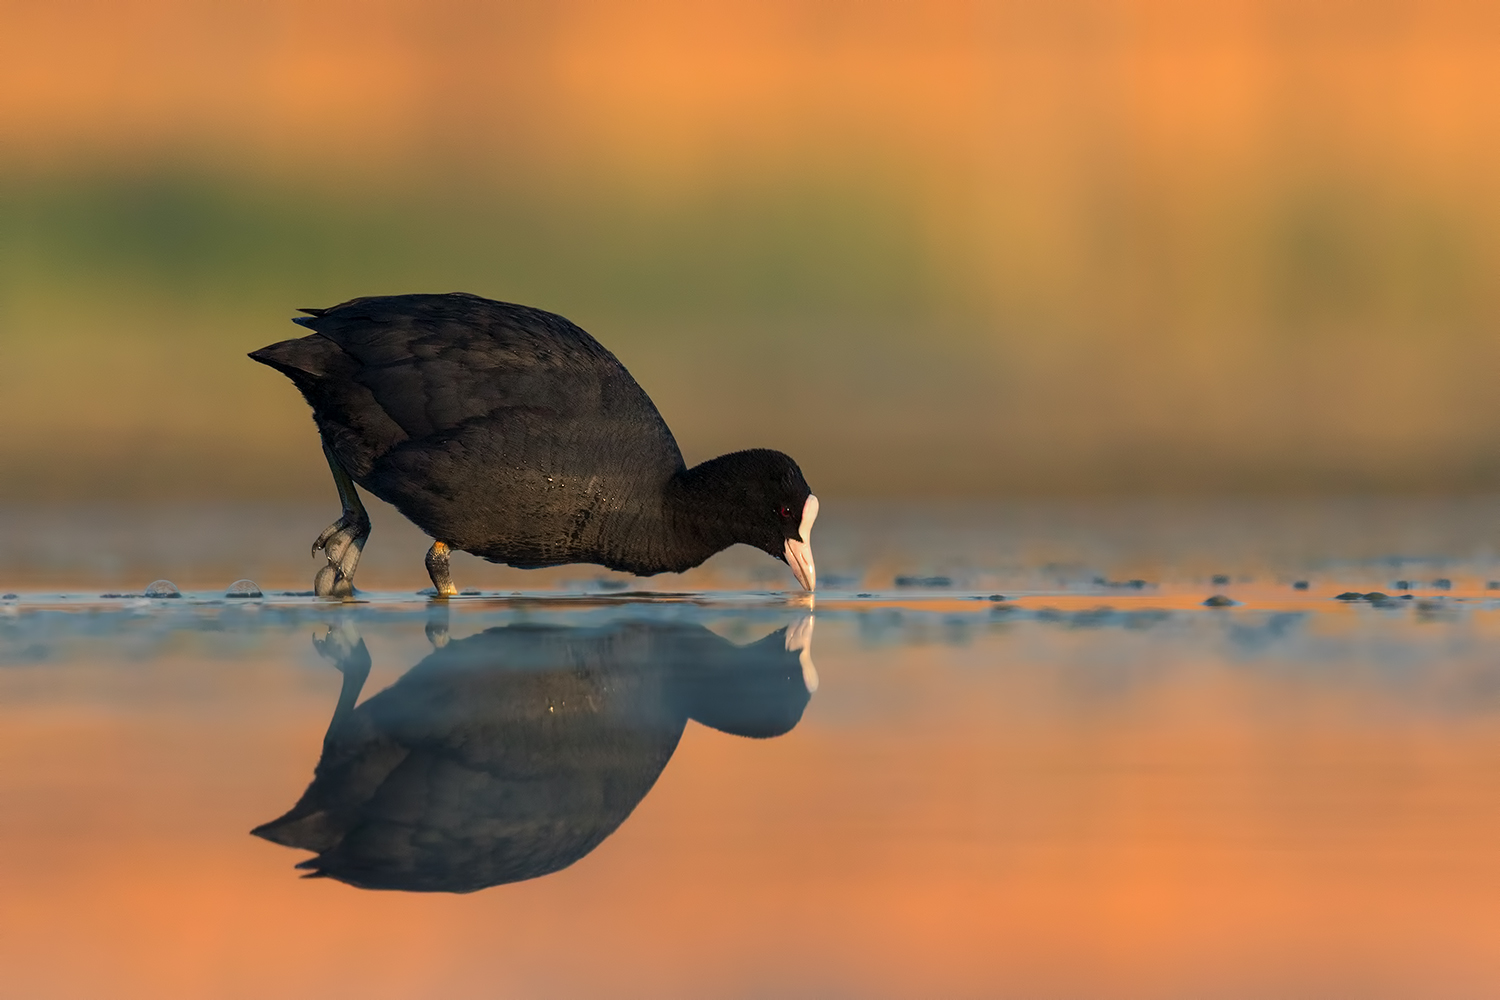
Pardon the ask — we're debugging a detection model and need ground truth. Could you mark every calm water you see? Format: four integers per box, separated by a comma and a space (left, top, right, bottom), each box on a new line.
5, 498, 1500, 998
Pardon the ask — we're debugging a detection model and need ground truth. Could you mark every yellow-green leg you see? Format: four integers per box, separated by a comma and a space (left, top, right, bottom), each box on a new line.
311, 442, 370, 599
425, 540, 459, 598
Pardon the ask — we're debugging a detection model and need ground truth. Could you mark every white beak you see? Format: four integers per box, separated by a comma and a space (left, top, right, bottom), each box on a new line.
783, 494, 818, 591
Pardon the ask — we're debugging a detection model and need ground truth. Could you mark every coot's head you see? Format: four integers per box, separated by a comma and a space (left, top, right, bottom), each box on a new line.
692, 449, 818, 591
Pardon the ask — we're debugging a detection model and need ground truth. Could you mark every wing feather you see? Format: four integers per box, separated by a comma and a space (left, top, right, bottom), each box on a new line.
250, 294, 685, 523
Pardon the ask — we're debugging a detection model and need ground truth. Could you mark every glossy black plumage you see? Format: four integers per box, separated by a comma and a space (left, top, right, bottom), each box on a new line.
250, 293, 813, 581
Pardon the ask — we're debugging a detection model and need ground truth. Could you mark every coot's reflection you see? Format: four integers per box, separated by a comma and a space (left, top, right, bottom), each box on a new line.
253, 614, 816, 893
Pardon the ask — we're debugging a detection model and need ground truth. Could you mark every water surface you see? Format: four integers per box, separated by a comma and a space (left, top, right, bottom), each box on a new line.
5, 499, 1500, 998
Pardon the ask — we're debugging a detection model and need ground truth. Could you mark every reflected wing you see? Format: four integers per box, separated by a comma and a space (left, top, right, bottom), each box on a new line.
253, 623, 687, 893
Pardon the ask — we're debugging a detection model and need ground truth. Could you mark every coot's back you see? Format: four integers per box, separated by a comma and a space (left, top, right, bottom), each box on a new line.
250, 293, 687, 570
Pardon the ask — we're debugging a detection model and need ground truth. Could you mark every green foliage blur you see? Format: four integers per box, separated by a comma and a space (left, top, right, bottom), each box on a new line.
3, 0, 1499, 499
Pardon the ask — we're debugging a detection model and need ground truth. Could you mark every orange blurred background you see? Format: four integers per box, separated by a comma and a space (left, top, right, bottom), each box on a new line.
3, 0, 1500, 498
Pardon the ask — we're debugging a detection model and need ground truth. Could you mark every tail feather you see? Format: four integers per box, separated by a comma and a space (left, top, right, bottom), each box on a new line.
248, 336, 344, 380
247, 333, 402, 477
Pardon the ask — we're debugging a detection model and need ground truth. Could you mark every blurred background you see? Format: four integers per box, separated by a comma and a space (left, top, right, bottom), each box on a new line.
12, 7, 1500, 992
3, 0, 1499, 502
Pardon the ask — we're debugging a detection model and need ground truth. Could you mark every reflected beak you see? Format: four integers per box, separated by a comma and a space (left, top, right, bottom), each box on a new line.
784, 614, 818, 693
783, 494, 819, 591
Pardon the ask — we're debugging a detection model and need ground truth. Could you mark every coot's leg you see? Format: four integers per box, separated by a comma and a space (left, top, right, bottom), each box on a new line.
245, 623, 371, 846
310, 622, 372, 752
425, 541, 459, 598
425, 600, 451, 647
311, 442, 370, 599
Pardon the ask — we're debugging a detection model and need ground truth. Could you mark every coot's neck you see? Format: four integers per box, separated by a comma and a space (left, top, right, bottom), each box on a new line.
657, 454, 764, 572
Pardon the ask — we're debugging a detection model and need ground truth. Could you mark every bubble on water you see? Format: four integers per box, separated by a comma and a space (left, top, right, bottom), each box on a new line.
144, 580, 181, 598
1203, 594, 1236, 607
225, 579, 263, 598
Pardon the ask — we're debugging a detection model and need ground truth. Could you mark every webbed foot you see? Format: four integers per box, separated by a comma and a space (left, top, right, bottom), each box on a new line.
312, 511, 370, 598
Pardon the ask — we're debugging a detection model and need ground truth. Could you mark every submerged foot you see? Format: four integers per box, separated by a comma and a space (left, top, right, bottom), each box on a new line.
425, 602, 451, 648
312, 622, 371, 677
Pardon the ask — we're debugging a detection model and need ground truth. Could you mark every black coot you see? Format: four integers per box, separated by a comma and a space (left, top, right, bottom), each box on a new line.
250, 293, 817, 596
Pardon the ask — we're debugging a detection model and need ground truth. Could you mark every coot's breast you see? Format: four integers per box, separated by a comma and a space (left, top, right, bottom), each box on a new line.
260, 294, 687, 568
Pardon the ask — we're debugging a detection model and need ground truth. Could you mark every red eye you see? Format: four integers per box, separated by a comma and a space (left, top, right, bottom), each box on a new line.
778, 504, 793, 519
